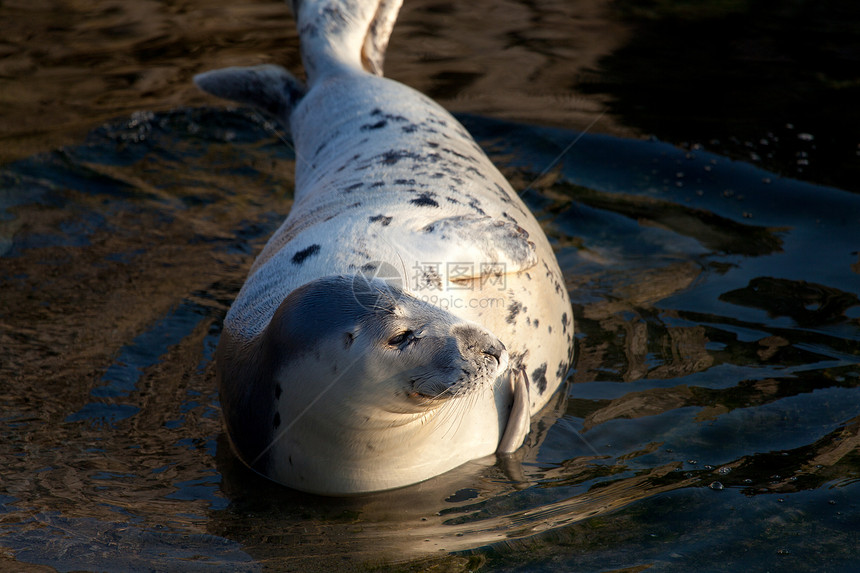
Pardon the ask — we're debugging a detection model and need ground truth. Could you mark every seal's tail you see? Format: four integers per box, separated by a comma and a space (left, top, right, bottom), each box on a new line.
290, 0, 402, 81
194, 0, 401, 131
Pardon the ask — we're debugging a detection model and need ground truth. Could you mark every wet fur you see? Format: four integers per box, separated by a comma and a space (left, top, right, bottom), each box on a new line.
198, 0, 573, 494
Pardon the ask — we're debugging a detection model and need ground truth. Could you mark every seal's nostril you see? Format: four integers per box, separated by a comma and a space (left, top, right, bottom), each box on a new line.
483, 344, 502, 364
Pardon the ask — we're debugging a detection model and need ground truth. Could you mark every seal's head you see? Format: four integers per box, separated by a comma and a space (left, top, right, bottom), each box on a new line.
218, 275, 513, 494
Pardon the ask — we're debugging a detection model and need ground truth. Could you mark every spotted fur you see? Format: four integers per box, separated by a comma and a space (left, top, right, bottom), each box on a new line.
198, 0, 573, 494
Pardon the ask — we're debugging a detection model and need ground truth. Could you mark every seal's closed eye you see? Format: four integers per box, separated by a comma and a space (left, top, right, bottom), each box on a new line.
387, 330, 413, 346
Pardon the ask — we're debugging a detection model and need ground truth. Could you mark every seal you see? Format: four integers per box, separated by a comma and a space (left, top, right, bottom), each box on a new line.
196, 0, 574, 495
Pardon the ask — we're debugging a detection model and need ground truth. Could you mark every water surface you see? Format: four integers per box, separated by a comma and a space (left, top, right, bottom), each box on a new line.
1, 1, 858, 571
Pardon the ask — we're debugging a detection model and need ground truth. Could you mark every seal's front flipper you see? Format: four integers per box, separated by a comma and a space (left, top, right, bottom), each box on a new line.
497, 367, 531, 454
194, 64, 306, 131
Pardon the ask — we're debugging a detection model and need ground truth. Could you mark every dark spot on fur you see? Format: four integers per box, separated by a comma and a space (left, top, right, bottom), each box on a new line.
467, 198, 485, 215
379, 150, 417, 165
533, 319, 540, 328
370, 181, 385, 188
531, 363, 548, 394
273, 411, 281, 429
562, 312, 570, 334
344, 182, 364, 192
466, 166, 486, 179
370, 108, 407, 122
442, 147, 475, 163
361, 263, 377, 272
501, 212, 520, 225
506, 300, 522, 324
345, 332, 355, 349
416, 268, 443, 290
369, 214, 393, 226
292, 244, 321, 265
410, 192, 439, 207
395, 178, 416, 185
335, 153, 362, 173
361, 120, 387, 130
556, 360, 569, 380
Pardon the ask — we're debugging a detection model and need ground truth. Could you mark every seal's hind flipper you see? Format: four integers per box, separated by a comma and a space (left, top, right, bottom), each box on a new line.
291, 0, 403, 83
194, 64, 306, 131
362, 0, 403, 76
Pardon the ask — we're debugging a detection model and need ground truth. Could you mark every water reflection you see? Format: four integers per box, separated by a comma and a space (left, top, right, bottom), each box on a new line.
2, 0, 859, 568
581, 0, 860, 193
1, 108, 858, 571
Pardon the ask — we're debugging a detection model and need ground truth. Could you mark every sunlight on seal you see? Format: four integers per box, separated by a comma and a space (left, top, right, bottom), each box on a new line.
196, 0, 573, 494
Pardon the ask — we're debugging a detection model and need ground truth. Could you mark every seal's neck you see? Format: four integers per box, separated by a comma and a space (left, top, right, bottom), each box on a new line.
267, 390, 505, 494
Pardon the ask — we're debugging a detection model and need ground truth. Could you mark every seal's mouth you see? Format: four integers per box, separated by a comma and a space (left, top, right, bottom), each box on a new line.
410, 348, 509, 400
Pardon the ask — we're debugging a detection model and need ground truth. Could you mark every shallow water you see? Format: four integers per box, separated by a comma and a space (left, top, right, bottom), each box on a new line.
1, 1, 859, 572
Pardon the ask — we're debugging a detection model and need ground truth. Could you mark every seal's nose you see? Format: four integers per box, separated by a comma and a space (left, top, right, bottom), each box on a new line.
452, 324, 508, 368
482, 341, 505, 365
